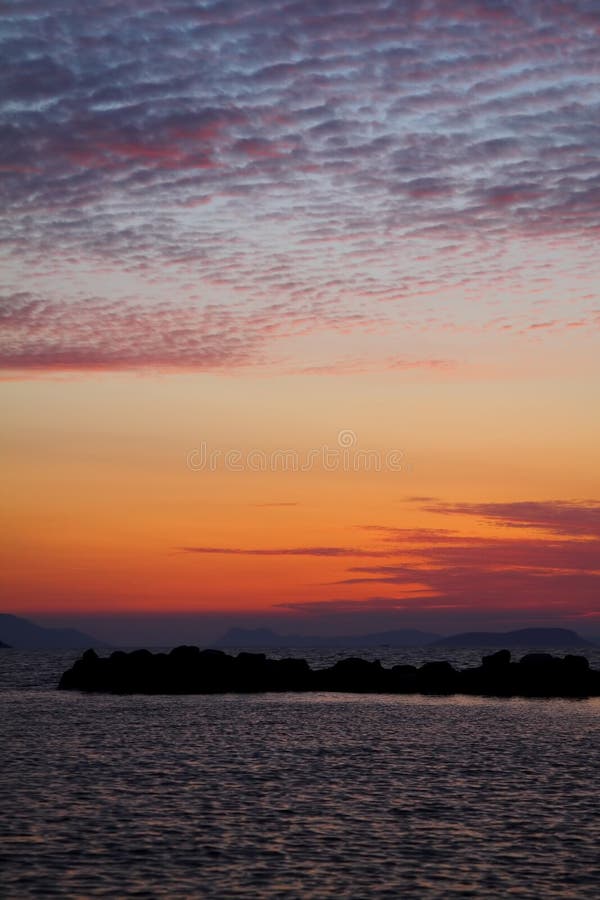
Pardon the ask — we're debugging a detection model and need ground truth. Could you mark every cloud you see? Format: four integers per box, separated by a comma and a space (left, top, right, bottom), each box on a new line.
181, 545, 393, 558
288, 356, 457, 376
1, 0, 600, 373
276, 499, 600, 619
358, 501, 600, 612
0, 290, 389, 372
423, 499, 600, 537
169, 499, 600, 628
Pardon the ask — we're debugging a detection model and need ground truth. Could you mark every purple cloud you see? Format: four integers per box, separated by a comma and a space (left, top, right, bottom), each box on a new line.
1, 1, 599, 372
423, 499, 600, 537
0, 290, 390, 372
335, 500, 600, 616
181, 545, 394, 558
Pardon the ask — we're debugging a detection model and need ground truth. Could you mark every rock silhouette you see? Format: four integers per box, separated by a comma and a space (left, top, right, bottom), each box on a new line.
58, 647, 600, 698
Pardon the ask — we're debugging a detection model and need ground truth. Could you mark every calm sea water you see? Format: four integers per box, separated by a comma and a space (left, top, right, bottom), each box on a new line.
2, 648, 600, 898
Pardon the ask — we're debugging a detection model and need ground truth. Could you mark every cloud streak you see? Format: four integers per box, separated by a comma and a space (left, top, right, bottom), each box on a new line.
350, 501, 600, 614
422, 499, 600, 537
181, 545, 393, 558
251, 499, 600, 620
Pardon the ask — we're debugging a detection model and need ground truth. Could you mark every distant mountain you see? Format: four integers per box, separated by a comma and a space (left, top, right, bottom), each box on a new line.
431, 628, 595, 650
0, 613, 108, 649
215, 626, 440, 649
0, 639, 10, 648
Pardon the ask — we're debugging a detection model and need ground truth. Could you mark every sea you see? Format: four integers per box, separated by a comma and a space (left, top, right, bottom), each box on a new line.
2, 646, 600, 899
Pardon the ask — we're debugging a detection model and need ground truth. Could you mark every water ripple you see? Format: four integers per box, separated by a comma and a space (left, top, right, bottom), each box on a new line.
2, 680, 600, 898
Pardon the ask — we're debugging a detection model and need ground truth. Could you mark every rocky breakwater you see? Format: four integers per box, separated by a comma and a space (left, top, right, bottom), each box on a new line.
58, 647, 600, 698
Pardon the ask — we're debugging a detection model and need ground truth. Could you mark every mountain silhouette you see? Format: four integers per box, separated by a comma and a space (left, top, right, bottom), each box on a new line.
215, 626, 440, 648
0, 613, 107, 649
431, 628, 595, 649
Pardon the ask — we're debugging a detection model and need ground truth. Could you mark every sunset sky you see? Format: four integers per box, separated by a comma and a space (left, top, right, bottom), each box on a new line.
2, 0, 600, 643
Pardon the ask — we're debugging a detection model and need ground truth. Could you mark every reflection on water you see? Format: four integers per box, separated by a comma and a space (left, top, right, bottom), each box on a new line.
1, 651, 600, 898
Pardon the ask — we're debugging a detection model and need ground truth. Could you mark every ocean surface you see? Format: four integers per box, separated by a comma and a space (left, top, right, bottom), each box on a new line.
2, 647, 600, 898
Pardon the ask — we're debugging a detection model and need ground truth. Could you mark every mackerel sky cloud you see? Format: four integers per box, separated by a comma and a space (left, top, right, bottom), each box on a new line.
2, 0, 600, 373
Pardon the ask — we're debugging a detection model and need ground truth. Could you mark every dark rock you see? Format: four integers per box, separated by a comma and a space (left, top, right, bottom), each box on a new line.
563, 654, 590, 672
57, 647, 600, 698
232, 652, 269, 692
416, 660, 458, 694
170, 644, 201, 660
58, 648, 110, 692
269, 657, 312, 691
513, 653, 572, 697
316, 657, 388, 692
482, 649, 511, 669
391, 664, 418, 676
389, 664, 418, 694
519, 653, 559, 667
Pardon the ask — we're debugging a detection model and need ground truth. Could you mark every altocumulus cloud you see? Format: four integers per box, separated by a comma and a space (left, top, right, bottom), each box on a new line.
1, 0, 600, 372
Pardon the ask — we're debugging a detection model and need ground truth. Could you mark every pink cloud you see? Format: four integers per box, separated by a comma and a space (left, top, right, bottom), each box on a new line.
0, 291, 395, 373
422, 500, 600, 537
310, 500, 600, 619
2, 0, 599, 378
181, 545, 393, 558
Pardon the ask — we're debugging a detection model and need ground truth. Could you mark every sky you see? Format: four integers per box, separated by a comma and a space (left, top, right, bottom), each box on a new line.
1, 0, 600, 644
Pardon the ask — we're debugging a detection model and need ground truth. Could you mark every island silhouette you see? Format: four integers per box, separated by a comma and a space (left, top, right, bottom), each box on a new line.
215, 626, 594, 650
